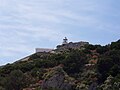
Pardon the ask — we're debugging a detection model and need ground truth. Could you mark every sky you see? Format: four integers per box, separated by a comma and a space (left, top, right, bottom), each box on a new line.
0, 0, 120, 65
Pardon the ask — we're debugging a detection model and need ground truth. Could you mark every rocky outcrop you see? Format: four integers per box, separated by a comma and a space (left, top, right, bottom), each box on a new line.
41, 66, 75, 90
88, 82, 97, 90
56, 41, 89, 51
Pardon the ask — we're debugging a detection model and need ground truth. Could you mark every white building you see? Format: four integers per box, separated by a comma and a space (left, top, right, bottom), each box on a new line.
36, 48, 54, 53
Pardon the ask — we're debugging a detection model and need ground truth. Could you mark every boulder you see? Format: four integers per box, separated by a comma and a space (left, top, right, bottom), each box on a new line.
41, 66, 75, 90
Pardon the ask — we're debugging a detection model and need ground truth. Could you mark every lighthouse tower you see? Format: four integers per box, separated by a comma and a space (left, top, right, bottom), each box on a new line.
62, 37, 68, 45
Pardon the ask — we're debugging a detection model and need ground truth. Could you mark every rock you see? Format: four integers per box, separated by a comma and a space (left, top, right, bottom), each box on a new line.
88, 82, 97, 90
41, 66, 75, 90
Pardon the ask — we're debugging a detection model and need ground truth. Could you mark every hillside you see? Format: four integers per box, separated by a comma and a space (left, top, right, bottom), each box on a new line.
0, 40, 120, 90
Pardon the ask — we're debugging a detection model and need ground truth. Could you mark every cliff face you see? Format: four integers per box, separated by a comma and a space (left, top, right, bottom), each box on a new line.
42, 66, 75, 90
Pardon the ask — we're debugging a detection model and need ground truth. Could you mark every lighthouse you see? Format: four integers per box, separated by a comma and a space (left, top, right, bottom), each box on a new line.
62, 37, 68, 45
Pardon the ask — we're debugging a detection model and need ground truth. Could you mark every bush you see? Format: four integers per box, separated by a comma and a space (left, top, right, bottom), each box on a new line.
4, 70, 28, 90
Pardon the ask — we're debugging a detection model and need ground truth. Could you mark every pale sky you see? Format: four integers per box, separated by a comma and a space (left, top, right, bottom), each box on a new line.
0, 0, 120, 65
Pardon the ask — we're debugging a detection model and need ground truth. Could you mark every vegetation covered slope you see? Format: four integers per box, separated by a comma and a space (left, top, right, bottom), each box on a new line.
0, 40, 120, 90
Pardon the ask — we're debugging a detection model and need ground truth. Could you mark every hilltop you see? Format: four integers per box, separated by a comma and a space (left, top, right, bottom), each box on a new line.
0, 39, 120, 90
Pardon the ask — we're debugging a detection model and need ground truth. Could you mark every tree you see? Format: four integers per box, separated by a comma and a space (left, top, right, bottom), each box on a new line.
62, 50, 87, 75
110, 40, 120, 50
97, 75, 120, 90
4, 70, 28, 90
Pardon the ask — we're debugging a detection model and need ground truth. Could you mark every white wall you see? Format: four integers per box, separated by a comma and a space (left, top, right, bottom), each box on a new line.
36, 48, 54, 53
